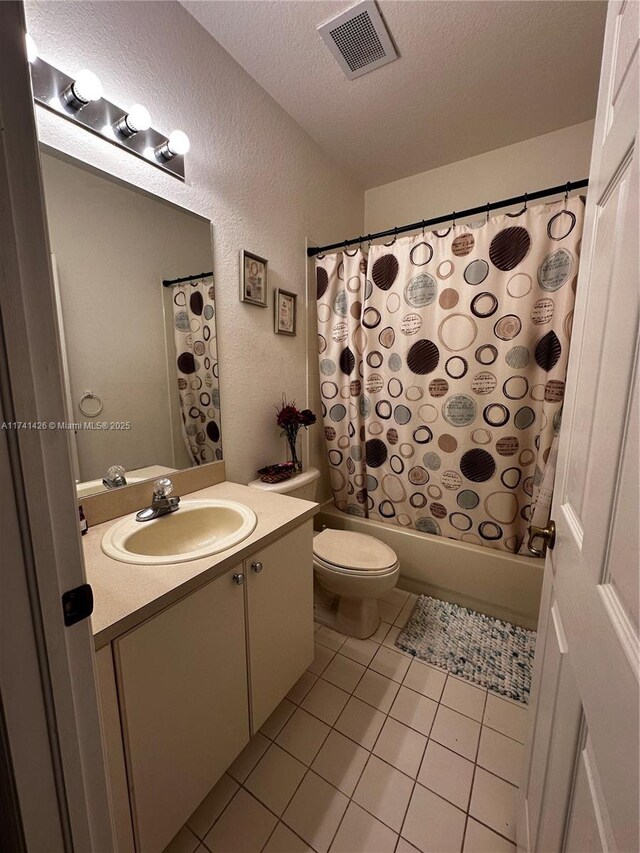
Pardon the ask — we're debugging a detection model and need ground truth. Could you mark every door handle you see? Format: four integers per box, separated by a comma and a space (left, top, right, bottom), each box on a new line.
251, 561, 263, 573
527, 520, 556, 558
232, 572, 245, 585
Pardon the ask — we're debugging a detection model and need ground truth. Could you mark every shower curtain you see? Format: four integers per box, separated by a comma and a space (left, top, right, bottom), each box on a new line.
172, 277, 223, 465
316, 197, 584, 553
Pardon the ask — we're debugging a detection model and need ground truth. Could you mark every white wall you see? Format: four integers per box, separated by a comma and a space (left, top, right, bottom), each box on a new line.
41, 152, 209, 481
26, 0, 363, 486
364, 121, 595, 233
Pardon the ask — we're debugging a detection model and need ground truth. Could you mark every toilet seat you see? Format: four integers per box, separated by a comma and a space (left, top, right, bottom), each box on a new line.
313, 553, 399, 578
313, 529, 398, 574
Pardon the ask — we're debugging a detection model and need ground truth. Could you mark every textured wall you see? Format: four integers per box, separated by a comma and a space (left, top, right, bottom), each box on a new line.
365, 121, 595, 233
27, 0, 363, 485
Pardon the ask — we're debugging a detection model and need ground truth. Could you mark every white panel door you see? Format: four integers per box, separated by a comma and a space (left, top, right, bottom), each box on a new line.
519, 3, 639, 852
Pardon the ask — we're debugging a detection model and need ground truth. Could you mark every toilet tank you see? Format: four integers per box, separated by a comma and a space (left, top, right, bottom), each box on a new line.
248, 466, 321, 501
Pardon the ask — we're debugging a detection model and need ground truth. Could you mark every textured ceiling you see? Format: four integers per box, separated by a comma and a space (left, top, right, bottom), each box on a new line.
182, 0, 606, 189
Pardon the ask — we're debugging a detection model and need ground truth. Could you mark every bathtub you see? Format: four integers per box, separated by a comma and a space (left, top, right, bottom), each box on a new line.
315, 501, 543, 630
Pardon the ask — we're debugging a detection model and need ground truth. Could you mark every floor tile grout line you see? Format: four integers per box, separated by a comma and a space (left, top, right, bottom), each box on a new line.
481, 720, 527, 745
459, 685, 489, 852
394, 701, 443, 849
259, 816, 316, 853
464, 814, 519, 847
194, 783, 268, 850
250, 763, 323, 853
323, 745, 374, 853
199, 617, 523, 852
279, 764, 353, 853
330, 699, 430, 841
244, 763, 329, 852
472, 762, 520, 790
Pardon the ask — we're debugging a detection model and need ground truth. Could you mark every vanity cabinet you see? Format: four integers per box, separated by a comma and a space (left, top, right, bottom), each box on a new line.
97, 519, 314, 853
246, 521, 314, 731
114, 564, 250, 853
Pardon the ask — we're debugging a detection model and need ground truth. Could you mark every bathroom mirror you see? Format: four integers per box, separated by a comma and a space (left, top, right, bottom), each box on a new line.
40, 150, 222, 499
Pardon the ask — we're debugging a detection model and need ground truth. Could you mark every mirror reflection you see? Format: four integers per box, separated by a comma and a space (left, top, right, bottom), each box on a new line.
40, 151, 222, 499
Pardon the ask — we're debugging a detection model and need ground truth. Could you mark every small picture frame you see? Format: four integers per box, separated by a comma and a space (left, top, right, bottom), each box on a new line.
275, 288, 297, 336
240, 250, 268, 307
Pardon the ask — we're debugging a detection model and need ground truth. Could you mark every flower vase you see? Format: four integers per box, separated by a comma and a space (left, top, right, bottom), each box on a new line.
286, 429, 302, 473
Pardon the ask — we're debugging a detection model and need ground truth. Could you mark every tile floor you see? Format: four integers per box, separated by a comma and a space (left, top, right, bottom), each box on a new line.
165, 589, 527, 853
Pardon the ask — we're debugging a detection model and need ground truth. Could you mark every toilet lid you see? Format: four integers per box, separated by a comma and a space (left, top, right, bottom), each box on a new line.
313, 530, 398, 572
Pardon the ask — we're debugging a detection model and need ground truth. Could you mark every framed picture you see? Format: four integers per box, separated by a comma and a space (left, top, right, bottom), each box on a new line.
240, 250, 268, 307
275, 288, 297, 336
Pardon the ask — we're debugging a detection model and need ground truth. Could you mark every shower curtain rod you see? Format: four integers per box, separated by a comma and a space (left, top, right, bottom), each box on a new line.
162, 271, 213, 287
306, 178, 589, 257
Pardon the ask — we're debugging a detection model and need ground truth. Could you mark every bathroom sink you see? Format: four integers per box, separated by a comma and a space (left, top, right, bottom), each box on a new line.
101, 499, 257, 565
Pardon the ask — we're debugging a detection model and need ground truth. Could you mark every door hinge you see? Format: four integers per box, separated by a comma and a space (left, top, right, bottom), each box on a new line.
62, 583, 94, 626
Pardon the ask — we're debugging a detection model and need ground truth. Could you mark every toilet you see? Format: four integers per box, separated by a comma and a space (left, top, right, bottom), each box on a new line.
248, 466, 400, 639
312, 529, 400, 638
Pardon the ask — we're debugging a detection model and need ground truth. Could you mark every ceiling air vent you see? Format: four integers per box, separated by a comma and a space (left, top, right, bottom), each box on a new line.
318, 0, 398, 80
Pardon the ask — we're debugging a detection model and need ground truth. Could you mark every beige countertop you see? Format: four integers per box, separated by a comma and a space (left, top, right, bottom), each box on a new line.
84, 481, 318, 649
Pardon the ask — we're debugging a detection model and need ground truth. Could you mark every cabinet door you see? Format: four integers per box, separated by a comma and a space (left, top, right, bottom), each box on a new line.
115, 567, 249, 853
95, 646, 135, 853
246, 522, 314, 731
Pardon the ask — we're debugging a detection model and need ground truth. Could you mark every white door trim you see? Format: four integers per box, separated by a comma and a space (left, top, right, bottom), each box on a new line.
0, 3, 114, 849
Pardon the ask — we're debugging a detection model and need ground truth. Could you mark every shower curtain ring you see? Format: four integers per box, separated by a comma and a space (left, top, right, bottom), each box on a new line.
452, 211, 456, 227
524, 192, 528, 210
564, 181, 570, 202
421, 220, 426, 237
392, 226, 398, 244
485, 202, 490, 223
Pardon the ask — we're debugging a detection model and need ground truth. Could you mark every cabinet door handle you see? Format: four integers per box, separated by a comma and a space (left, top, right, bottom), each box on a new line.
232, 572, 245, 585
251, 561, 263, 573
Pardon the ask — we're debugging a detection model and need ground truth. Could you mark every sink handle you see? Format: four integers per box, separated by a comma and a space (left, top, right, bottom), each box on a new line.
153, 478, 173, 499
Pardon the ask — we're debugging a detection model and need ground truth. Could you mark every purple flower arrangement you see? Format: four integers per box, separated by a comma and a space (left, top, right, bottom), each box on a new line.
275, 395, 316, 471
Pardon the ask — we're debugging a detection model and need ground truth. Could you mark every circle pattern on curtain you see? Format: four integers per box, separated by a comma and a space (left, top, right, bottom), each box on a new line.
316, 197, 583, 553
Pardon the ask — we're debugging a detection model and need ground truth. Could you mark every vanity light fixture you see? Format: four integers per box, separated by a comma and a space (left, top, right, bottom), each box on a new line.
62, 69, 103, 111
28, 38, 187, 180
114, 103, 152, 138
155, 130, 190, 161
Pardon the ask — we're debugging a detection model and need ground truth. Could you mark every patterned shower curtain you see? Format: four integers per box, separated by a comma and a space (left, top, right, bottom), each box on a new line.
317, 248, 369, 512
316, 197, 584, 553
172, 277, 223, 465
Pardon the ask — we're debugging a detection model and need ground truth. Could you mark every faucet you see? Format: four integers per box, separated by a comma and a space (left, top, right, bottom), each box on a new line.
136, 478, 180, 522
103, 464, 127, 490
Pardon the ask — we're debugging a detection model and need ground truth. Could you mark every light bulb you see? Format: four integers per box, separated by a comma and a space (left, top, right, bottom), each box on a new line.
114, 103, 152, 137
168, 130, 190, 156
26, 33, 39, 63
72, 69, 103, 102
62, 69, 103, 110
127, 104, 151, 132
154, 129, 190, 161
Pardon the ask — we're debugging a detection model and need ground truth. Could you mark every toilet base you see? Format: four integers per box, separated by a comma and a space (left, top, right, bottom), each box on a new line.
313, 587, 381, 640
336, 595, 381, 639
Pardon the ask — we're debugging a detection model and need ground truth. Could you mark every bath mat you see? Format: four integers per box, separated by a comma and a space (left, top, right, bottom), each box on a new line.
395, 595, 536, 704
